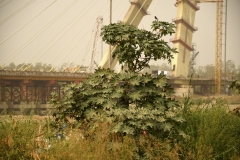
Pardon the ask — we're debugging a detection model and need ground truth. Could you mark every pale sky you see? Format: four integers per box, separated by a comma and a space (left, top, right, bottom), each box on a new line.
0, 0, 239, 70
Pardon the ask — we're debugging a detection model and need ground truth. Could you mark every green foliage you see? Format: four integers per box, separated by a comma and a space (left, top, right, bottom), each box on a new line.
195, 61, 239, 79
0, 116, 39, 159
52, 68, 183, 139
230, 80, 240, 94
178, 97, 240, 159
195, 64, 215, 78
51, 20, 182, 158
236, 65, 240, 80
1, 98, 240, 159
100, 20, 177, 72
0, 115, 179, 159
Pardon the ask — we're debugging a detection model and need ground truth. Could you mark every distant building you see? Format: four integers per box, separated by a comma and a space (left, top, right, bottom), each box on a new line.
152, 70, 172, 77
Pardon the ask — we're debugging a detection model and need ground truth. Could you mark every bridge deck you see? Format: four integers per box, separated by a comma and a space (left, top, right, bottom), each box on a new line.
0, 70, 89, 81
0, 70, 234, 105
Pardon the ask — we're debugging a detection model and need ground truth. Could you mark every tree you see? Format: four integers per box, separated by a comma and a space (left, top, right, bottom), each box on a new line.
225, 60, 236, 73
16, 63, 26, 70
52, 21, 185, 158
230, 80, 240, 94
236, 65, 240, 80
8, 62, 16, 70
195, 60, 237, 79
59, 62, 75, 72
195, 64, 215, 78
222, 60, 237, 79
100, 21, 177, 73
1, 62, 17, 70
34, 62, 45, 71
42, 63, 52, 71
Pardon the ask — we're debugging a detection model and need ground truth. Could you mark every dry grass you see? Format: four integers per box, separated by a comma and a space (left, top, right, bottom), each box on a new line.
1, 97, 240, 159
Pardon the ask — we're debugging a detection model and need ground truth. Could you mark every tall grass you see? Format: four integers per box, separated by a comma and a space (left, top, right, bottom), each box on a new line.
1, 97, 240, 160
0, 115, 40, 159
178, 97, 240, 160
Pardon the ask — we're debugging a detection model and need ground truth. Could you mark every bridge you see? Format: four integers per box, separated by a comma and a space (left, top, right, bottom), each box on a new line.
0, 0, 235, 113
0, 70, 88, 114
0, 69, 234, 114
0, 70, 87, 102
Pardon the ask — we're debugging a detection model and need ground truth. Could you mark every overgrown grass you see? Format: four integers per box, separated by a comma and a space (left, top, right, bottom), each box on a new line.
1, 97, 240, 160
178, 97, 240, 159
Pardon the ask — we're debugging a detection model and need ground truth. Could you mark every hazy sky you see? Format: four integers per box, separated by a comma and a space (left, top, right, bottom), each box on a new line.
0, 0, 239, 69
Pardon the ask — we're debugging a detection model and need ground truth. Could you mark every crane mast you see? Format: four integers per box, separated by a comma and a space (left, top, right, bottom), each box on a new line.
215, 1, 223, 94
188, 43, 199, 76
89, 16, 103, 73
196, 0, 224, 94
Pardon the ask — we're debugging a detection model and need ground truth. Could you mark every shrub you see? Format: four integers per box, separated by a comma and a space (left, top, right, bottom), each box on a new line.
52, 68, 184, 139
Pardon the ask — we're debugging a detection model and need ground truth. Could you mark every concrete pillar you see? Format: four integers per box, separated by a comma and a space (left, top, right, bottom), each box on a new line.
171, 0, 199, 77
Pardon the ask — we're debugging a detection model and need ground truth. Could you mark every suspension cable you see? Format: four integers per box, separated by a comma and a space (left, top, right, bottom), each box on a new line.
1, 0, 76, 68
130, 0, 147, 25
47, 0, 110, 72
68, 0, 124, 73
0, 0, 57, 68
0, 0, 35, 26
19, 0, 97, 71
0, 0, 12, 9
0, 0, 56, 45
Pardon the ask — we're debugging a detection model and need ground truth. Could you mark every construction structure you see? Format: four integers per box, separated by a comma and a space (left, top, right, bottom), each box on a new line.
89, 16, 103, 72
0, 0, 230, 113
0, 70, 234, 112
188, 43, 199, 76
99, 0, 225, 94
171, 0, 224, 94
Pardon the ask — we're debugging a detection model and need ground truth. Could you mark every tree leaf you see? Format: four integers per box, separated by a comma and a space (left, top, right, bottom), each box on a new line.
96, 97, 106, 105
153, 76, 167, 87
111, 92, 122, 99
160, 123, 173, 132
129, 91, 142, 101
129, 77, 141, 86
85, 109, 97, 119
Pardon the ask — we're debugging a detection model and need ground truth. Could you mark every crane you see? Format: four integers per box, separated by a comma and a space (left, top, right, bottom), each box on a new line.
188, 43, 199, 76
171, 0, 224, 94
89, 16, 103, 73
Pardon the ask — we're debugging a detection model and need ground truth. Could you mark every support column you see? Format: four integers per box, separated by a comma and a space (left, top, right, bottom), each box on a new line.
1, 84, 5, 102
171, 0, 199, 77
20, 85, 26, 102
0, 83, 8, 110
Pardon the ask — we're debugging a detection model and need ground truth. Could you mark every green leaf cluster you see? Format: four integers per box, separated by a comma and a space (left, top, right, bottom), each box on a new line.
52, 20, 183, 141
100, 20, 177, 72
52, 68, 184, 139
230, 80, 240, 94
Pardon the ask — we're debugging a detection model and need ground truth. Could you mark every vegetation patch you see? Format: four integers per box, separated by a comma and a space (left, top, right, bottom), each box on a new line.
1, 19, 240, 159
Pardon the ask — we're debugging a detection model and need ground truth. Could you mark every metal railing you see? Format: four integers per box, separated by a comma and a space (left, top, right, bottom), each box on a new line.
0, 70, 89, 78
